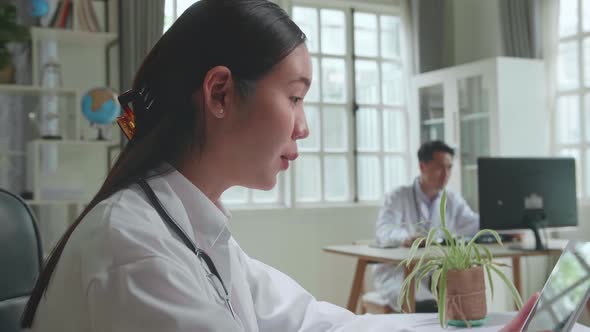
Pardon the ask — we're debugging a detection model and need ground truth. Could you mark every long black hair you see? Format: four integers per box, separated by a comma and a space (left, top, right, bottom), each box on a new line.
22, 0, 305, 327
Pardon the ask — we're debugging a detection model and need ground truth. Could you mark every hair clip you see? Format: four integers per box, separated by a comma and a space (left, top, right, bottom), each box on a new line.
116, 86, 156, 140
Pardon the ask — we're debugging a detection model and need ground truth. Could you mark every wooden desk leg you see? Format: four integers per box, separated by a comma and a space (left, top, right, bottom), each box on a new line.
347, 259, 368, 313
402, 263, 416, 313
512, 256, 522, 310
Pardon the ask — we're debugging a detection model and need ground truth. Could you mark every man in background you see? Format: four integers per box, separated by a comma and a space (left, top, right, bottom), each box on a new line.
373, 140, 479, 312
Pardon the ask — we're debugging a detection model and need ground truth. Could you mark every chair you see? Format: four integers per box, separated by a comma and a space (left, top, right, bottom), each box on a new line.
0, 189, 43, 332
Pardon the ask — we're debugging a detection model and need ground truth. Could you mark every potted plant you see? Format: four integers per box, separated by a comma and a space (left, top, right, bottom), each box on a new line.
0, 3, 29, 84
398, 191, 523, 328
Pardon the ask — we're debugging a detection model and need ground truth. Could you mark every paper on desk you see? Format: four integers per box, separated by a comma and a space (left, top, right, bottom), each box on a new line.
392, 312, 590, 332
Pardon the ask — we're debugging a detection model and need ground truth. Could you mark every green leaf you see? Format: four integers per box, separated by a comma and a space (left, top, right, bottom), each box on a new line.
489, 264, 523, 309
440, 190, 447, 229
484, 264, 494, 302
431, 268, 442, 301
438, 266, 447, 328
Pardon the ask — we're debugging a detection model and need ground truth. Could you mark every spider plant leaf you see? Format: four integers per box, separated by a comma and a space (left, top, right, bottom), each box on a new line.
438, 266, 447, 327
489, 264, 523, 309
431, 268, 442, 301
440, 190, 447, 229
484, 263, 494, 302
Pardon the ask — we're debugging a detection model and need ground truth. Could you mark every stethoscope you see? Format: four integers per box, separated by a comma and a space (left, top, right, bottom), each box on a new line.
137, 178, 236, 319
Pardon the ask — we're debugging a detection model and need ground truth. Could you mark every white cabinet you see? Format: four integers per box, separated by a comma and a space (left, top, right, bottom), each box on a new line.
409, 57, 548, 210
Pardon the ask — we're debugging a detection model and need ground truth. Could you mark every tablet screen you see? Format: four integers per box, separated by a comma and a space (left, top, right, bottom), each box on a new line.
522, 242, 590, 332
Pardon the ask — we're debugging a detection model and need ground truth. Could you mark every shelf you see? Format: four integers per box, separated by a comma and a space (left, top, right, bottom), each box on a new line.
462, 164, 478, 171
422, 118, 445, 126
31, 27, 118, 47
460, 112, 490, 122
0, 84, 77, 95
0, 150, 26, 157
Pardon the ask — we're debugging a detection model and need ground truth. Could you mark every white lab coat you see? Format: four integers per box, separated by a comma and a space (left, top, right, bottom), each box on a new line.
32, 166, 417, 331
373, 178, 479, 311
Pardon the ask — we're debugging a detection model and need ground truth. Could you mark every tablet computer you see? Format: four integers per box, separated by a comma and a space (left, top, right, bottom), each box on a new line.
521, 240, 590, 332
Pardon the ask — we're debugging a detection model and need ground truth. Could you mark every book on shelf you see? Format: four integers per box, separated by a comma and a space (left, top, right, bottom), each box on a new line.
44, 0, 103, 32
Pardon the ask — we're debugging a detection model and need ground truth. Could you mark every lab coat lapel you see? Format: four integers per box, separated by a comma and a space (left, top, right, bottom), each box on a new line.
161, 170, 234, 296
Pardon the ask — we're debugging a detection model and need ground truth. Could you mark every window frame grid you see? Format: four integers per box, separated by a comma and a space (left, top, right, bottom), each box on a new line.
291, 4, 356, 206
351, 9, 410, 203
555, 0, 589, 199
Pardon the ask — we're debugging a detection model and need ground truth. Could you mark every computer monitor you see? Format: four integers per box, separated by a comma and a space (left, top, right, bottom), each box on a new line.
478, 157, 578, 250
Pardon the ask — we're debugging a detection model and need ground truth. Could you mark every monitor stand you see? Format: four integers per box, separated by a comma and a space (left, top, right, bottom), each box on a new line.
521, 208, 548, 251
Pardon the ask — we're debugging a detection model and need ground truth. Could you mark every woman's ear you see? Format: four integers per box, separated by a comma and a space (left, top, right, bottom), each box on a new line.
202, 66, 234, 118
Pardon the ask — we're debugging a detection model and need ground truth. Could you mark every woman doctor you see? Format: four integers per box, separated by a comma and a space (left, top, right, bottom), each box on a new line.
22, 0, 539, 331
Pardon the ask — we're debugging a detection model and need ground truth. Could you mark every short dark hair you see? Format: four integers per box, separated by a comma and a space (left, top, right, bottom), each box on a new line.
417, 140, 455, 162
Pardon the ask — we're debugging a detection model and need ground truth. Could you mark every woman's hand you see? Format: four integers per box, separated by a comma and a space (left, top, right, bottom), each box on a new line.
499, 292, 539, 332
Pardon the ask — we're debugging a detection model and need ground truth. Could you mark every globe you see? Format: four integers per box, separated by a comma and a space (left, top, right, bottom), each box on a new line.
81, 87, 120, 125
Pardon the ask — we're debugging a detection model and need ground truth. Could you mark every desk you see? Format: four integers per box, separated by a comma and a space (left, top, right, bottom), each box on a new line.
323, 240, 567, 313
394, 312, 590, 331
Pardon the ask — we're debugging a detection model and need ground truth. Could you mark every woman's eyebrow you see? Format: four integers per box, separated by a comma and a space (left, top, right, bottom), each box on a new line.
289, 76, 311, 88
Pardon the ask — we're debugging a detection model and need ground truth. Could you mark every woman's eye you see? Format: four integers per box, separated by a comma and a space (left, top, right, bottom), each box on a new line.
290, 96, 303, 105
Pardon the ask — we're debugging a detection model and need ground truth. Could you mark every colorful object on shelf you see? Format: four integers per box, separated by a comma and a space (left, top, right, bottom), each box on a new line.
30, 0, 49, 17
81, 87, 120, 125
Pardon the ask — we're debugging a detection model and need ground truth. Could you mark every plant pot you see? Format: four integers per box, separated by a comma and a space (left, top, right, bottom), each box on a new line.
0, 62, 15, 84
445, 266, 487, 323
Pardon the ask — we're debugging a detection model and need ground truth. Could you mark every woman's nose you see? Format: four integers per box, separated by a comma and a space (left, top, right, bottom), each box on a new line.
292, 110, 309, 140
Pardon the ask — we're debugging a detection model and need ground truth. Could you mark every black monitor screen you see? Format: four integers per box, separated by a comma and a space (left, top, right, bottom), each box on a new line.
478, 157, 578, 231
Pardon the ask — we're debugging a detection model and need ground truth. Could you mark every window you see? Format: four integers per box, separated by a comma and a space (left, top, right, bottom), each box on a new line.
555, 0, 590, 197
292, 4, 410, 204
164, 0, 199, 33
162, 0, 410, 207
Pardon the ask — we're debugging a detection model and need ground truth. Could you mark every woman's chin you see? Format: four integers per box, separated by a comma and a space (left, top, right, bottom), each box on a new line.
244, 173, 277, 191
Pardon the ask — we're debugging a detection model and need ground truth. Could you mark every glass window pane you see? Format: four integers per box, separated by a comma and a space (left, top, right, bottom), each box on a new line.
293, 7, 319, 54
322, 58, 347, 103
585, 0, 590, 32
556, 96, 581, 144
306, 57, 320, 102
354, 12, 378, 57
298, 105, 320, 151
320, 9, 346, 55
222, 186, 248, 204
252, 186, 279, 204
559, 0, 578, 37
323, 107, 348, 151
380, 15, 400, 59
382, 62, 404, 105
357, 155, 381, 200
355, 60, 380, 104
384, 156, 406, 193
324, 155, 349, 201
383, 110, 406, 152
586, 94, 590, 142
164, 0, 175, 32
585, 38, 590, 88
356, 108, 380, 151
560, 149, 581, 198
460, 117, 490, 166
558, 41, 580, 91
177, 0, 197, 17
295, 155, 321, 202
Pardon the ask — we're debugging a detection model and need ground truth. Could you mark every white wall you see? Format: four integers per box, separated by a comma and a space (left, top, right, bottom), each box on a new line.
230, 205, 380, 306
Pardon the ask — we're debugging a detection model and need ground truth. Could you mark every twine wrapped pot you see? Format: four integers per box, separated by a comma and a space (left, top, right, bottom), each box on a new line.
445, 266, 487, 324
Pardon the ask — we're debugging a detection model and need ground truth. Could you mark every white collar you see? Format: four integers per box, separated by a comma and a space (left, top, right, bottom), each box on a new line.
160, 166, 232, 250
414, 177, 442, 206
